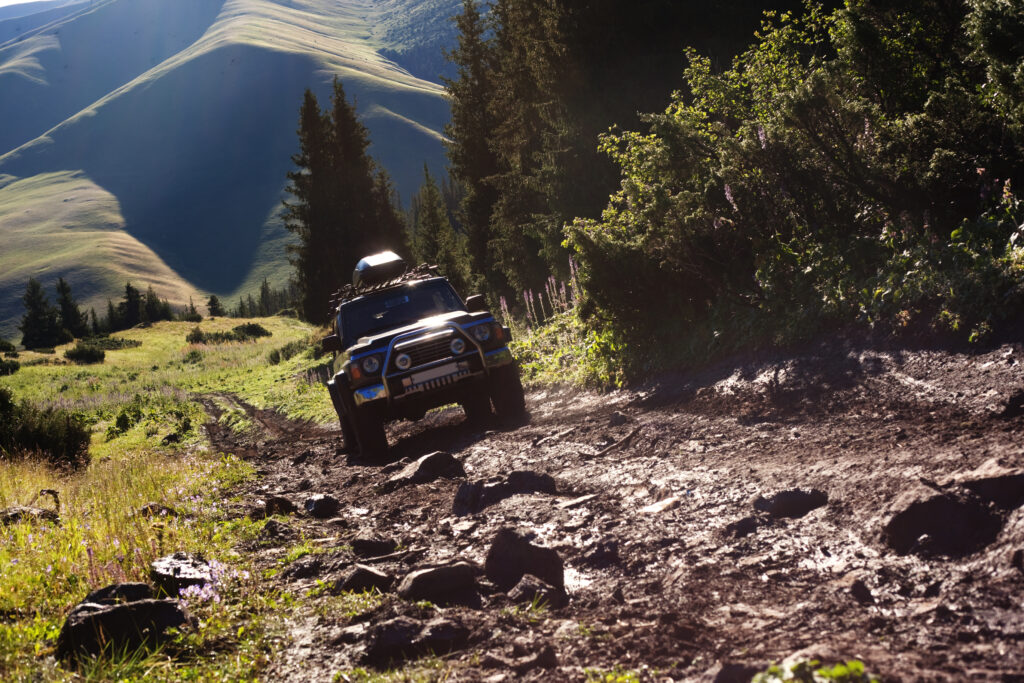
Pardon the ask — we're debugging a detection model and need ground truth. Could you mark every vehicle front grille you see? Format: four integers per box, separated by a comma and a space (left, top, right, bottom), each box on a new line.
393, 332, 468, 370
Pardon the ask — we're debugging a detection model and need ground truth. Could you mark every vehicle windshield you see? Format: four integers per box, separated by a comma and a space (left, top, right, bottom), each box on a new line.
338, 279, 464, 347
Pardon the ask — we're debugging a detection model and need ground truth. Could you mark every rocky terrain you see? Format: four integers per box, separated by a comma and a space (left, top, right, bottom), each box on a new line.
203, 338, 1024, 681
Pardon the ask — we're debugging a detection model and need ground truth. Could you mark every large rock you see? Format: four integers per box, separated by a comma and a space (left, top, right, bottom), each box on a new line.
383, 451, 466, 492
485, 528, 564, 590
453, 471, 557, 515
753, 488, 828, 519
397, 562, 478, 606
882, 484, 1003, 556
56, 597, 193, 661
150, 552, 212, 597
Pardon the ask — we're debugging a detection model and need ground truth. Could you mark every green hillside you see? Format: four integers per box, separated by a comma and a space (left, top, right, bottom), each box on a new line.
0, 0, 456, 341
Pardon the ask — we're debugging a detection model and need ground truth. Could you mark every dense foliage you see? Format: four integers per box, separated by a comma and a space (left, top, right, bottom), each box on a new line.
187, 323, 273, 345
283, 79, 408, 322
409, 165, 472, 294
0, 387, 90, 470
64, 342, 106, 365
559, 0, 1024, 366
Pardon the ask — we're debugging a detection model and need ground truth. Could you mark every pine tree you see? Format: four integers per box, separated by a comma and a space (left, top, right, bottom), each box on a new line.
258, 279, 272, 316
207, 295, 225, 317
411, 166, 471, 295
284, 79, 408, 322
444, 0, 504, 295
18, 278, 63, 349
54, 277, 89, 339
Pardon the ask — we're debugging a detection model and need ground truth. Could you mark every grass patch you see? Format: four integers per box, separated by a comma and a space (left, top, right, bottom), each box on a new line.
0, 316, 334, 679
64, 343, 105, 365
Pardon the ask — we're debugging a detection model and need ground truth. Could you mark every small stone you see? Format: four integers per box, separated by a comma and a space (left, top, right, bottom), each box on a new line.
508, 574, 568, 609
514, 643, 558, 673
397, 562, 478, 605
485, 528, 564, 590
725, 516, 759, 539
383, 451, 465, 492
558, 494, 598, 509
338, 564, 393, 593
608, 411, 628, 427
304, 493, 340, 519
350, 535, 398, 558
850, 579, 873, 605
150, 552, 211, 597
265, 495, 298, 516
753, 488, 828, 519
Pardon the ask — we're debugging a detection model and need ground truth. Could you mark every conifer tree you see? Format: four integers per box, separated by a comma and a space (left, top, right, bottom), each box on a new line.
444, 0, 504, 295
118, 283, 144, 329
54, 277, 89, 339
284, 79, 407, 321
19, 278, 63, 349
207, 295, 225, 317
411, 166, 471, 295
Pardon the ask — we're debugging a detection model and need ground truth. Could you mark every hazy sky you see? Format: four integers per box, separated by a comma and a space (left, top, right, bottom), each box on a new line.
0, 1, 38, 8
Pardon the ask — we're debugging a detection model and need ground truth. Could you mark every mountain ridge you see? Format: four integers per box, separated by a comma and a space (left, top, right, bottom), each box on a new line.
0, 0, 457, 341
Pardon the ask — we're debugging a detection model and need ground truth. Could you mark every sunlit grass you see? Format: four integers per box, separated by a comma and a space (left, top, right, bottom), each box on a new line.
0, 316, 334, 680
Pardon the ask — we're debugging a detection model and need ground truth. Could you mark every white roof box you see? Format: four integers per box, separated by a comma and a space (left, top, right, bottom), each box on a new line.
353, 251, 406, 289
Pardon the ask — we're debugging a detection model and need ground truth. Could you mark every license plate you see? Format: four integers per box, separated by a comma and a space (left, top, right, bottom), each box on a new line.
410, 362, 459, 385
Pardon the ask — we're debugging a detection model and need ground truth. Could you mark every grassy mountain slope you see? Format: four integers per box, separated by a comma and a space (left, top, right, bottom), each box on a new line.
0, 0, 455, 341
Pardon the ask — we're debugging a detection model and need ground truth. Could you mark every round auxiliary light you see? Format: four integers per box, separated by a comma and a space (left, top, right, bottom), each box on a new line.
450, 338, 466, 355
471, 324, 491, 343
361, 355, 381, 374
395, 353, 412, 370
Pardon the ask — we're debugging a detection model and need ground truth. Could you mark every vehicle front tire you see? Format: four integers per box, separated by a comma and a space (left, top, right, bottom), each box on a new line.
489, 364, 527, 422
352, 406, 388, 459
460, 383, 493, 424
328, 380, 356, 453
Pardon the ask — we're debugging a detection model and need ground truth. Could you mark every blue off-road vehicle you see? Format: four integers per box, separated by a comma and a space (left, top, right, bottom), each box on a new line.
322, 252, 526, 458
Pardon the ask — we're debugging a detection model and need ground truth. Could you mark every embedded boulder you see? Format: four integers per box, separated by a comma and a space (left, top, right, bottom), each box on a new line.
304, 493, 341, 519
508, 574, 569, 609
882, 484, 1003, 557
56, 595, 193, 661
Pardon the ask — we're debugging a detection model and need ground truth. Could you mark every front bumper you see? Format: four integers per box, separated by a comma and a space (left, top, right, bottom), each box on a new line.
351, 344, 514, 407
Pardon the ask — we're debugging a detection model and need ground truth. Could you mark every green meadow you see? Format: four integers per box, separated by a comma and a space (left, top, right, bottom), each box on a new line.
0, 316, 333, 680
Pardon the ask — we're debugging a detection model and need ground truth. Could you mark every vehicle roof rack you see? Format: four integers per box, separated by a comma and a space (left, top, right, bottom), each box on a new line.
326, 263, 439, 320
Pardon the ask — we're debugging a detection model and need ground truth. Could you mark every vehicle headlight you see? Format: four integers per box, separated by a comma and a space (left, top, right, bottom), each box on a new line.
395, 353, 412, 370
471, 324, 491, 342
450, 338, 466, 355
361, 355, 381, 374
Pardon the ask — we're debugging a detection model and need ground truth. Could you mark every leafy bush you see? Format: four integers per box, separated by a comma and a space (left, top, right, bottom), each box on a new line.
86, 336, 143, 351
0, 358, 19, 376
186, 323, 272, 345
268, 339, 308, 365
0, 387, 91, 470
65, 343, 105, 364
0, 338, 14, 353
565, 1, 1024, 372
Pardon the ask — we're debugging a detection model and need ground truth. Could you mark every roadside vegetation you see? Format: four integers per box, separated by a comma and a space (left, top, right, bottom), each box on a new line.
0, 317, 331, 680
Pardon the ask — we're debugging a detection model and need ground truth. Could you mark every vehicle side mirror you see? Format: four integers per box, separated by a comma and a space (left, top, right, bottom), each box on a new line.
321, 334, 342, 354
465, 294, 487, 312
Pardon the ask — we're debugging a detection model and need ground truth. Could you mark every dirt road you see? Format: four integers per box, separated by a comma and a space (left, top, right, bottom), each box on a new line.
205, 338, 1024, 681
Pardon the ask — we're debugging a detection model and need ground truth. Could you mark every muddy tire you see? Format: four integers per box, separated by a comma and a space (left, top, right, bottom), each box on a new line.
461, 384, 493, 424
489, 365, 527, 422
327, 380, 356, 453
352, 406, 387, 459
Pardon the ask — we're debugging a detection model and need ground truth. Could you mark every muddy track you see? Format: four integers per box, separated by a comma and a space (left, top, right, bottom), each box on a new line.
202, 340, 1024, 682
